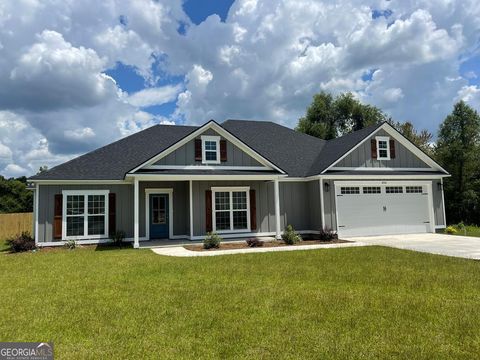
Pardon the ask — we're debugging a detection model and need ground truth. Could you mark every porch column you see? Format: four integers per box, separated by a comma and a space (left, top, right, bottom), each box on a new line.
274, 178, 281, 239
189, 180, 194, 240
134, 178, 139, 248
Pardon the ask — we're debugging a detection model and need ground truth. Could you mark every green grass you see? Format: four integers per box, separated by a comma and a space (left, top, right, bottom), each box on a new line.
1, 245, 479, 359
445, 224, 480, 237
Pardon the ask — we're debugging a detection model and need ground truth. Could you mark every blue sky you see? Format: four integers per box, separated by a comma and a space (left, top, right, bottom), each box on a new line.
0, 0, 479, 177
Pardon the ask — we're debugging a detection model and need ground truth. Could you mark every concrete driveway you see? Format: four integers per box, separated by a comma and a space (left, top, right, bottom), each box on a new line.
343, 233, 480, 260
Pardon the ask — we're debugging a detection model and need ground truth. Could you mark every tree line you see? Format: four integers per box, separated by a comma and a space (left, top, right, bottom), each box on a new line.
296, 92, 480, 225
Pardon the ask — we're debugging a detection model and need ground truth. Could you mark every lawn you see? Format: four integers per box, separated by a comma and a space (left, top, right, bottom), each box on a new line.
1, 243, 479, 359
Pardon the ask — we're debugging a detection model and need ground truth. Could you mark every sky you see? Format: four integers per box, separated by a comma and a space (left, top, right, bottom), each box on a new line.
0, 0, 479, 178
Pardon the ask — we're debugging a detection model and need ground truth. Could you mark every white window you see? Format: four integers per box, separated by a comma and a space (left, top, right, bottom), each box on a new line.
201, 135, 220, 164
341, 187, 360, 195
363, 186, 381, 194
212, 187, 250, 233
386, 186, 403, 194
62, 190, 109, 240
376, 136, 391, 160
406, 186, 423, 194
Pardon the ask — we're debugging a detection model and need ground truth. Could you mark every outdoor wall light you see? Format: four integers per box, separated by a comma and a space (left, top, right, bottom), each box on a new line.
437, 182, 442, 191
324, 182, 330, 192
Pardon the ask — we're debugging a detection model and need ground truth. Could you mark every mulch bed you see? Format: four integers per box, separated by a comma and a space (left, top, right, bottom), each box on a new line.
184, 238, 351, 252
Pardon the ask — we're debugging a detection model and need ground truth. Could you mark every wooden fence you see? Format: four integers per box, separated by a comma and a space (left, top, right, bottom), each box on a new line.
0, 212, 33, 240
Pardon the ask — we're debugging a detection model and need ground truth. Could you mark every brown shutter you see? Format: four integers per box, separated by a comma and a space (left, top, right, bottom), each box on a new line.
53, 194, 62, 239
108, 193, 116, 236
389, 139, 396, 159
220, 140, 227, 162
205, 190, 212, 233
249, 189, 256, 230
371, 139, 377, 159
195, 139, 202, 161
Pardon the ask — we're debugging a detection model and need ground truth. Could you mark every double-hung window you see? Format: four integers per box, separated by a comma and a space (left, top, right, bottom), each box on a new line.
212, 187, 250, 233
201, 135, 220, 164
376, 136, 391, 160
63, 190, 109, 239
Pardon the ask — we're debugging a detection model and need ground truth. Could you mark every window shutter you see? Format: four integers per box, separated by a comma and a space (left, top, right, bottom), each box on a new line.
249, 189, 256, 230
53, 194, 62, 239
371, 139, 377, 159
195, 139, 202, 161
220, 140, 227, 162
108, 193, 116, 236
205, 190, 212, 232
389, 139, 396, 159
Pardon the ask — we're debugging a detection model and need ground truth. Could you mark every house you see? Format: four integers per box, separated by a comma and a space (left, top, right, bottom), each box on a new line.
29, 119, 449, 247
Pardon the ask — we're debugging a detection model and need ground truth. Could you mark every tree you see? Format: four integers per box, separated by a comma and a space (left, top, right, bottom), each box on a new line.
390, 121, 433, 155
0, 175, 33, 213
296, 92, 387, 139
435, 101, 480, 224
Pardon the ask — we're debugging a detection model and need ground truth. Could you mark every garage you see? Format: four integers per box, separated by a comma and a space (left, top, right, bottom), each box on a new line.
335, 182, 434, 237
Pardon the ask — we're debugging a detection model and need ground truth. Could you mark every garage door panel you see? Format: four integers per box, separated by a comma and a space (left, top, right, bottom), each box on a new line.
336, 184, 431, 237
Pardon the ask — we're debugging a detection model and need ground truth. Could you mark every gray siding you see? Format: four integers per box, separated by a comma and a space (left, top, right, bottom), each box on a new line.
154, 128, 263, 167
37, 184, 134, 243
334, 129, 430, 169
321, 179, 446, 231
307, 180, 322, 231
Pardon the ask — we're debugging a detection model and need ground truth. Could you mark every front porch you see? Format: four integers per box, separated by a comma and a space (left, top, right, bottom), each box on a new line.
131, 175, 283, 248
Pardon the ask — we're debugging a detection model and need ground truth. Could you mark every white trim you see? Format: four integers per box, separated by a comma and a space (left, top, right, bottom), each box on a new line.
61, 190, 110, 241
134, 179, 139, 248
145, 188, 174, 240
321, 174, 448, 180
201, 135, 221, 164
144, 165, 272, 171
319, 179, 325, 229
34, 183, 39, 245
441, 178, 447, 227
333, 180, 436, 236
29, 180, 131, 185
375, 136, 391, 160
129, 120, 286, 174
435, 225, 446, 230
321, 122, 449, 174
274, 179, 281, 240
189, 180, 193, 239
211, 186, 251, 234
127, 174, 285, 181
189, 230, 320, 241
330, 167, 438, 172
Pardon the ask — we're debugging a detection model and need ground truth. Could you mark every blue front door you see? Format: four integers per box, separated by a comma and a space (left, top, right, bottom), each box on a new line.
149, 194, 169, 239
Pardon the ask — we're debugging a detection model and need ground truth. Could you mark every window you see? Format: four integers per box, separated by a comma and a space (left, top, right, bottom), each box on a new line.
363, 186, 381, 194
63, 190, 109, 239
406, 186, 423, 194
376, 136, 390, 160
341, 187, 360, 194
201, 135, 220, 164
212, 187, 250, 232
386, 186, 403, 194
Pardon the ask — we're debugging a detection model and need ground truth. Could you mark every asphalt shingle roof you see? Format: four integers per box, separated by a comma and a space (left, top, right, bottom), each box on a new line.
29, 119, 402, 181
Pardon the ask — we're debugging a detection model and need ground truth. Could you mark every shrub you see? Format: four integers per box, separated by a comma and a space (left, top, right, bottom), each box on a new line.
445, 226, 457, 234
282, 224, 301, 245
246, 238, 263, 247
64, 239, 77, 250
110, 230, 126, 247
318, 227, 338, 241
204, 232, 222, 249
6, 232, 36, 253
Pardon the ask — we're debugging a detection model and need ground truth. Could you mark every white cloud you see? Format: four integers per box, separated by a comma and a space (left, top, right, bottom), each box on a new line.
3, 164, 29, 177
127, 85, 183, 107
64, 127, 96, 140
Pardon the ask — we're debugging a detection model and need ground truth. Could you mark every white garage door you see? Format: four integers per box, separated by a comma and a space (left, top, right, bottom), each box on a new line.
335, 183, 432, 237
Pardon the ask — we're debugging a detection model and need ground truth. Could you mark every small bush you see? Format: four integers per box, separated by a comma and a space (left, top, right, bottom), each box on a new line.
282, 224, 301, 245
110, 230, 126, 247
64, 239, 77, 250
246, 238, 263, 247
318, 227, 338, 241
445, 226, 457, 234
6, 232, 36, 253
204, 232, 222, 249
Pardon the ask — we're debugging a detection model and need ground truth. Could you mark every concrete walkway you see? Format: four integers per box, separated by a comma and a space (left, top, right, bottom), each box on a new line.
343, 233, 480, 260
151, 241, 368, 257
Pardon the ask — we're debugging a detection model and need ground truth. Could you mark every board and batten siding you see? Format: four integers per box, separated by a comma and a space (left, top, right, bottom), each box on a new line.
334, 129, 430, 169
154, 128, 262, 167
191, 180, 321, 236
321, 179, 446, 232
37, 184, 134, 243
